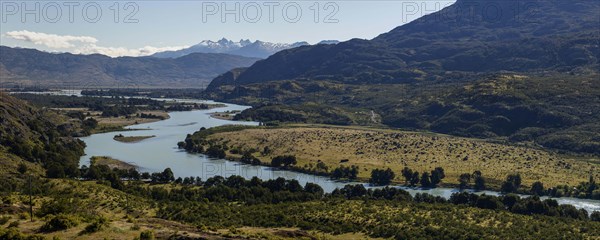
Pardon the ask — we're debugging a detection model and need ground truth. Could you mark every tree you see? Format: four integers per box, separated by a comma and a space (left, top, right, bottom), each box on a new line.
17, 163, 28, 174
271, 155, 297, 168
401, 167, 413, 185
332, 167, 344, 179
430, 167, 445, 187
304, 183, 324, 197
530, 181, 545, 196
348, 165, 359, 180
501, 173, 522, 193
410, 172, 420, 187
591, 211, 600, 222
473, 171, 486, 191
161, 168, 175, 183
588, 175, 597, 195
420, 172, 431, 188
370, 168, 395, 186
459, 173, 471, 190
141, 172, 151, 180
475, 195, 504, 210
331, 165, 359, 180
241, 152, 260, 165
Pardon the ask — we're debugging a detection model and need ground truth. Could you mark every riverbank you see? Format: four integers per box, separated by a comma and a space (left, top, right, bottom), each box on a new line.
182, 124, 600, 197
213, 125, 597, 186
90, 156, 137, 170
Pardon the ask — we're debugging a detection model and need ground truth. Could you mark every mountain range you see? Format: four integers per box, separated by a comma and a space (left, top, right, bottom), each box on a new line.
207, 0, 599, 89
0, 46, 259, 88
205, 0, 600, 155
151, 38, 339, 59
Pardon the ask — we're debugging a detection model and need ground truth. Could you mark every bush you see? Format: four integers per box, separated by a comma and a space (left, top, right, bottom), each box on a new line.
0, 216, 10, 225
140, 230, 155, 240
8, 221, 19, 228
131, 224, 141, 230
81, 216, 108, 234
40, 214, 79, 232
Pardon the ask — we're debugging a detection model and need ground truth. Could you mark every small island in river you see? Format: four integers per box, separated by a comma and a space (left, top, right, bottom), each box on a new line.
113, 134, 156, 143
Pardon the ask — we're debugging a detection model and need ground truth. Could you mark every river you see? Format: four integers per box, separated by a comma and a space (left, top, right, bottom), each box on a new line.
78, 100, 600, 213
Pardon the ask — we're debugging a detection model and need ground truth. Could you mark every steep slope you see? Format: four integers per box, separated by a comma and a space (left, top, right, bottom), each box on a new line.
0, 92, 86, 177
204, 0, 600, 155
207, 0, 599, 89
0, 46, 260, 88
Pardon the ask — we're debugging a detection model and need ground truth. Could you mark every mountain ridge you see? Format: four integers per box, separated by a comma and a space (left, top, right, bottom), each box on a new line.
151, 38, 338, 59
207, 0, 599, 90
0, 45, 260, 88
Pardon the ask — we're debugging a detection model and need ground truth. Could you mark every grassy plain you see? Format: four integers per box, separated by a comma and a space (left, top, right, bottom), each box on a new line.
206, 125, 599, 188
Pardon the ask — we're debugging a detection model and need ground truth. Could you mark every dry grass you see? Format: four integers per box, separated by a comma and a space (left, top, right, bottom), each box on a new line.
0, 179, 237, 240
90, 156, 137, 170
207, 126, 599, 188
95, 110, 169, 127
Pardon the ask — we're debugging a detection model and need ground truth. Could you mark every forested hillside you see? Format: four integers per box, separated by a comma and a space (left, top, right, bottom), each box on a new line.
205, 0, 600, 155
0, 93, 85, 179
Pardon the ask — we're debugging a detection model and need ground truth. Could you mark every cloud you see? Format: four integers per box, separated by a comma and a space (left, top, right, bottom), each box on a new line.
73, 45, 189, 57
5, 30, 188, 57
5, 30, 97, 48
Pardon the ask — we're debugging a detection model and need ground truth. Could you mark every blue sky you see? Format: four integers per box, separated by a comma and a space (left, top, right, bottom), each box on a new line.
1, 1, 455, 56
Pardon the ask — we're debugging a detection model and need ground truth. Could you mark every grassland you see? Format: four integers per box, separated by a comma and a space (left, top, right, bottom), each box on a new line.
0, 179, 261, 240
205, 125, 599, 188
2, 176, 599, 240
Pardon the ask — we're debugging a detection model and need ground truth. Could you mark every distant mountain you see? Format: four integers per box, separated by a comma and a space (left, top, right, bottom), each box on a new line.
317, 40, 340, 45
151, 38, 337, 59
0, 46, 260, 88
207, 0, 599, 89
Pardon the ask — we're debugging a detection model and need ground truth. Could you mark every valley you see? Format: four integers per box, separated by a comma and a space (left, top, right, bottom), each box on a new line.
2, 0, 600, 238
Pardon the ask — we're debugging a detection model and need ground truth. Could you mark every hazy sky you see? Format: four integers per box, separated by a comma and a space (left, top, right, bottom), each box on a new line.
1, 1, 455, 57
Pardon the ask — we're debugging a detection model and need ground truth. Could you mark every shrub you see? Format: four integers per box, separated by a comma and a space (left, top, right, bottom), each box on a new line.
8, 221, 19, 228
140, 230, 155, 240
81, 216, 108, 234
131, 224, 141, 230
0, 216, 10, 225
40, 214, 79, 232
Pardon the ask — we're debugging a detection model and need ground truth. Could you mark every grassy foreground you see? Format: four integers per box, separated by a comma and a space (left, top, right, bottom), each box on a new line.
2, 177, 599, 240
204, 125, 599, 189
